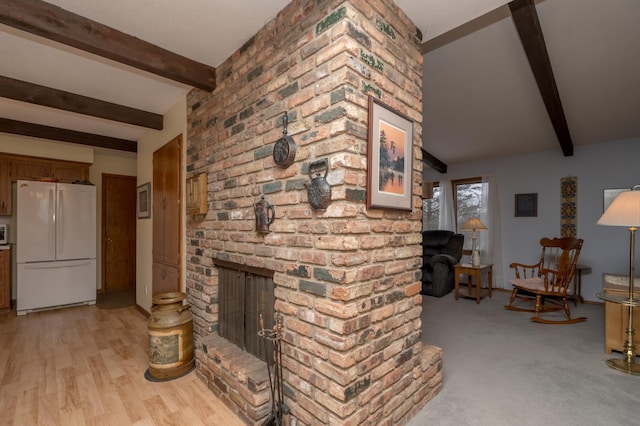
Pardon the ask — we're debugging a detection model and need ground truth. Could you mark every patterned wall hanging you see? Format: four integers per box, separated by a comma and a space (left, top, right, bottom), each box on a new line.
560, 176, 577, 237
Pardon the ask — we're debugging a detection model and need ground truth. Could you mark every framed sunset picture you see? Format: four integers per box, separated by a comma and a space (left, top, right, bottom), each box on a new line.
366, 96, 414, 210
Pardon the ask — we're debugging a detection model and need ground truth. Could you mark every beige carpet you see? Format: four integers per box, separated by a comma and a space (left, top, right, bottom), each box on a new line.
409, 289, 640, 426
96, 289, 135, 309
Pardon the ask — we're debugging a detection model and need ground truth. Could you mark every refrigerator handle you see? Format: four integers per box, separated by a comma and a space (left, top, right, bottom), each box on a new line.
57, 187, 64, 255
49, 187, 55, 256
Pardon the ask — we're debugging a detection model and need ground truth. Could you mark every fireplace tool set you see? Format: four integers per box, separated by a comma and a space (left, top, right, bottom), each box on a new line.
259, 313, 290, 426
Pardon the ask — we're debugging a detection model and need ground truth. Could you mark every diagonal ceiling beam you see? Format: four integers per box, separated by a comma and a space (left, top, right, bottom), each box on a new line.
421, 148, 447, 173
0, 76, 163, 130
0, 0, 216, 91
0, 118, 137, 152
509, 0, 573, 156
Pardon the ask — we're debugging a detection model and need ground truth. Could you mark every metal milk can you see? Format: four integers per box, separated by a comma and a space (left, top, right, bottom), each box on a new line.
147, 292, 194, 381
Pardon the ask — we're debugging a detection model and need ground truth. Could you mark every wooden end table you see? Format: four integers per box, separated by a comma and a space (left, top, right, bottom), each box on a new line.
454, 263, 493, 304
568, 264, 590, 305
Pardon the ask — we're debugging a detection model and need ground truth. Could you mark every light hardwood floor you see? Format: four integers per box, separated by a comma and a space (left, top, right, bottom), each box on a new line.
0, 304, 245, 426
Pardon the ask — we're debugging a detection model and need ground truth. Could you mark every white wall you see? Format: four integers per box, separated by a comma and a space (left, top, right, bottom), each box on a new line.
423, 137, 640, 302
136, 96, 187, 312
0, 135, 94, 163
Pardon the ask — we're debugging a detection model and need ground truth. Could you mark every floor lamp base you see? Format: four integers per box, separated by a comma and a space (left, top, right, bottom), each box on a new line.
606, 358, 640, 375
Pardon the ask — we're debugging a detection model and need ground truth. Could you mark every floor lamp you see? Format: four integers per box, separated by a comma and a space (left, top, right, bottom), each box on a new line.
597, 185, 640, 375
461, 218, 487, 267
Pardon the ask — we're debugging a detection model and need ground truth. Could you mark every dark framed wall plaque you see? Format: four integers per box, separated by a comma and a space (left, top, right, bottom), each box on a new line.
603, 188, 629, 212
515, 193, 537, 217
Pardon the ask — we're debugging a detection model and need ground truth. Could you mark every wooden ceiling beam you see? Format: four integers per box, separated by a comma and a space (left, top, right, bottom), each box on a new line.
0, 118, 137, 153
421, 148, 447, 173
509, 0, 573, 156
0, 0, 216, 91
0, 76, 163, 130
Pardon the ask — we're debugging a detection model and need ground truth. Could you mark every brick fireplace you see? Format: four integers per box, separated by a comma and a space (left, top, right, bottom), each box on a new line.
185, 0, 443, 424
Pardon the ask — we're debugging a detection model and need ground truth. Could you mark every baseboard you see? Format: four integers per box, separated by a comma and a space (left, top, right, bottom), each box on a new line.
136, 303, 150, 318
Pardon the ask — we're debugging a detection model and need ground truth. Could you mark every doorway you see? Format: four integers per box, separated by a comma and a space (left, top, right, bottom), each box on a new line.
102, 174, 137, 293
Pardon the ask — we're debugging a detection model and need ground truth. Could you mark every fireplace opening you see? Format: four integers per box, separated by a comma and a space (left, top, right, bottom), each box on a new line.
217, 263, 275, 362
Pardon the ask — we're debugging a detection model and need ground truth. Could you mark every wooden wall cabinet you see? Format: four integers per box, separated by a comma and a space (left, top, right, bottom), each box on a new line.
152, 263, 180, 297
152, 136, 182, 296
51, 161, 89, 182
0, 153, 90, 216
0, 157, 11, 216
603, 274, 640, 354
8, 154, 89, 183
186, 173, 207, 215
11, 156, 52, 181
0, 248, 10, 312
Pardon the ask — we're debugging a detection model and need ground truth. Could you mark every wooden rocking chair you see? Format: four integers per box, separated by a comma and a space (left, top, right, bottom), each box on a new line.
505, 237, 586, 324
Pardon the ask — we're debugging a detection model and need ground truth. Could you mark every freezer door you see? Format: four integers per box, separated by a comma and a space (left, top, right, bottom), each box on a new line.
56, 183, 96, 260
16, 259, 97, 315
16, 180, 56, 263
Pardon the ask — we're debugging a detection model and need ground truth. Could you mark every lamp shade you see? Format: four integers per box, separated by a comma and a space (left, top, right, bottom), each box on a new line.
598, 186, 640, 227
460, 217, 487, 231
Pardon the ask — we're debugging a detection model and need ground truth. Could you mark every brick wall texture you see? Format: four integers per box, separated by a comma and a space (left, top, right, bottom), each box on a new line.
185, 0, 443, 424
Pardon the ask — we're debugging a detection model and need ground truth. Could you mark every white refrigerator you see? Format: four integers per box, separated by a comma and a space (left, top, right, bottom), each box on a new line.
16, 180, 97, 315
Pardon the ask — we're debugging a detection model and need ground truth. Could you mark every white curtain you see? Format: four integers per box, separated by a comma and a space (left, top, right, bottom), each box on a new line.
479, 175, 504, 288
439, 179, 456, 231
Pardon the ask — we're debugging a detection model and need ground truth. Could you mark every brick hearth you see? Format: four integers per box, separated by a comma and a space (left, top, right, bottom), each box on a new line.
199, 334, 272, 424
185, 0, 443, 424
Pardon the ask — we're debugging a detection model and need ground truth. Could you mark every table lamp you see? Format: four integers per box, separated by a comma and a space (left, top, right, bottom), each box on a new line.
597, 185, 640, 375
461, 217, 487, 267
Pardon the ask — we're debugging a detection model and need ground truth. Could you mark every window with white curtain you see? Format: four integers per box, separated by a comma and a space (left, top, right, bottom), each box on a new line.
422, 175, 503, 288
422, 185, 441, 230
454, 178, 483, 251
423, 177, 483, 250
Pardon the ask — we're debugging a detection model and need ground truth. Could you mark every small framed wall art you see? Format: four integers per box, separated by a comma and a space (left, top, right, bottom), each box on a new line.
366, 96, 414, 210
137, 182, 151, 219
514, 193, 537, 217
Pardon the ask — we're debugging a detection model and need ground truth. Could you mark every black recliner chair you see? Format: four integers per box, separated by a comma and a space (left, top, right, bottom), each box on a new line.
421, 230, 464, 297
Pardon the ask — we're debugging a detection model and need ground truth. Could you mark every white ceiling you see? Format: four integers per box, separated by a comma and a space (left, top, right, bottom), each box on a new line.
0, 0, 291, 142
1, 0, 639, 167
417, 0, 640, 165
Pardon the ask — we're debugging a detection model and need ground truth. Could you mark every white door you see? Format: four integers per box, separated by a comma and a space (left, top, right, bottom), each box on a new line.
16, 180, 55, 263
56, 183, 96, 261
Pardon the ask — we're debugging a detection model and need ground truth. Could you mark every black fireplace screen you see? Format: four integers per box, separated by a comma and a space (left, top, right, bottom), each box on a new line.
218, 266, 275, 362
